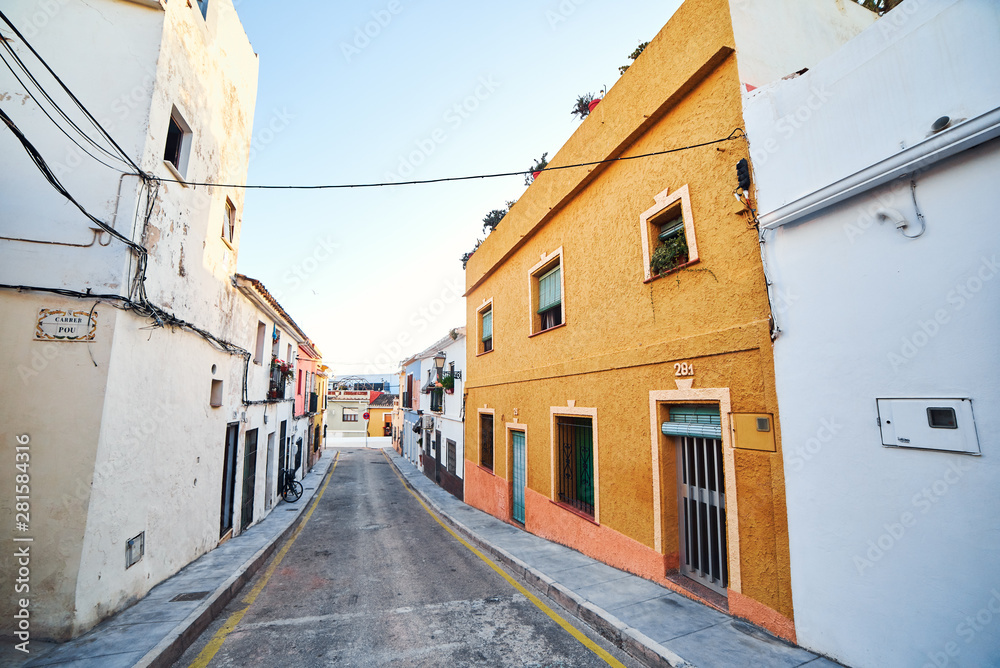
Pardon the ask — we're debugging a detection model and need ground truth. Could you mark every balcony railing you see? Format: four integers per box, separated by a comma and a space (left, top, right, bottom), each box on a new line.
268, 366, 287, 401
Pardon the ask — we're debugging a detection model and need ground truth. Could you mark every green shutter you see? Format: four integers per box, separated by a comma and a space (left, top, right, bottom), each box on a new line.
661, 405, 722, 438
481, 310, 492, 341
537, 265, 561, 313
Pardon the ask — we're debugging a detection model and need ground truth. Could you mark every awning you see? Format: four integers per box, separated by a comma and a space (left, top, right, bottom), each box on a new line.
662, 405, 722, 439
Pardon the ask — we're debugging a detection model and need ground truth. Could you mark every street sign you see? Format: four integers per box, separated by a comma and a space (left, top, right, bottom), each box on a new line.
363, 412, 370, 421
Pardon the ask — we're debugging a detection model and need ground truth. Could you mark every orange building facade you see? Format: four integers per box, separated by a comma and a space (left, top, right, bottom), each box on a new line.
462, 0, 874, 640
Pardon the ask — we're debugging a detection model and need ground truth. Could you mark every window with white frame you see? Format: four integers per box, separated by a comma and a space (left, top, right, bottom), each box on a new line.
163, 107, 192, 178
640, 185, 698, 282
530, 252, 563, 334
343, 407, 358, 422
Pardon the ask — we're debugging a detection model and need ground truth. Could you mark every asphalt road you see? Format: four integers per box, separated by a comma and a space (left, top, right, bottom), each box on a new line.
174, 448, 642, 668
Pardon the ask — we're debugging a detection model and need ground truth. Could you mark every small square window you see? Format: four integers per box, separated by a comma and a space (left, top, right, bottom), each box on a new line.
223, 199, 236, 245
126, 531, 145, 569
163, 108, 192, 178
210, 379, 223, 407
640, 185, 698, 282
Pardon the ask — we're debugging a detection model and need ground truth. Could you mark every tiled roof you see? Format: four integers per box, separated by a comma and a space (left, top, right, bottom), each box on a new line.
370, 393, 397, 408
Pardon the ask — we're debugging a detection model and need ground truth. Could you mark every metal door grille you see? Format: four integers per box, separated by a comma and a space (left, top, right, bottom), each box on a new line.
512, 431, 526, 524
679, 436, 727, 593
557, 417, 593, 516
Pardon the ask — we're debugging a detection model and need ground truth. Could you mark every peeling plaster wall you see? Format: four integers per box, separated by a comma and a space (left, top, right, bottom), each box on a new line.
0, 0, 260, 639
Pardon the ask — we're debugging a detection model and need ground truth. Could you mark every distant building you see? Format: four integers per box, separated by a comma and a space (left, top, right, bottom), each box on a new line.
326, 388, 380, 438
367, 393, 397, 437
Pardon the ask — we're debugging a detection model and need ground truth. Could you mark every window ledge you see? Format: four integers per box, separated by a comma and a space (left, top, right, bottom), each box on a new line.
529, 322, 566, 339
551, 500, 599, 525
477, 464, 495, 476
643, 258, 700, 284
162, 160, 189, 187
221, 237, 235, 252
476, 348, 494, 357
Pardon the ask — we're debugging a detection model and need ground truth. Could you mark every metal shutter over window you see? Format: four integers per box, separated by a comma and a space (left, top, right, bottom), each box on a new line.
662, 405, 722, 439
659, 216, 684, 241
538, 265, 561, 313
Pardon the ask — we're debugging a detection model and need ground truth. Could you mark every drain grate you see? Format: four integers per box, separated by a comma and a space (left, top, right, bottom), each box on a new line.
170, 591, 211, 602
286, 508, 298, 511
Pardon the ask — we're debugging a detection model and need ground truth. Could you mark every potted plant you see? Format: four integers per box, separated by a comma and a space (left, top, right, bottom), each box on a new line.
439, 373, 455, 394
526, 152, 549, 186
572, 93, 596, 120
649, 228, 689, 276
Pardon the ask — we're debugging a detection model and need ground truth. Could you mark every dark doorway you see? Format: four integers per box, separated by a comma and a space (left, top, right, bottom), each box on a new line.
241, 429, 259, 532
220, 423, 239, 538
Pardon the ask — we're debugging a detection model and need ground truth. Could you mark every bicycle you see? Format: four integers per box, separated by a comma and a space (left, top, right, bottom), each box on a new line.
280, 468, 303, 502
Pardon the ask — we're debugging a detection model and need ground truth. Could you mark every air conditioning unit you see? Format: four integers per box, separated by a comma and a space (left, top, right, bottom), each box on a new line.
421, 415, 435, 431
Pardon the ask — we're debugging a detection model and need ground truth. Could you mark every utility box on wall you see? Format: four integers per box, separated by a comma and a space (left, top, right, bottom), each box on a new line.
732, 413, 776, 451
876, 398, 980, 455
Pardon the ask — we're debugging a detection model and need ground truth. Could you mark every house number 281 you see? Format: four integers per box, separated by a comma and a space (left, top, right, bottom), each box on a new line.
674, 362, 694, 377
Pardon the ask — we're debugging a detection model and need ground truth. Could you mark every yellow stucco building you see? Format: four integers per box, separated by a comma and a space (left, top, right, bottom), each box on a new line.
462, 0, 874, 641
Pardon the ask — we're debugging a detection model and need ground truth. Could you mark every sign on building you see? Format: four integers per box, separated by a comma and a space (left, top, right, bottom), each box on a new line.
35, 308, 98, 342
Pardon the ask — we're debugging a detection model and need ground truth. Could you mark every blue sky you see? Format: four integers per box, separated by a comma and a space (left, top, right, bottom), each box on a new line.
234, 1, 683, 376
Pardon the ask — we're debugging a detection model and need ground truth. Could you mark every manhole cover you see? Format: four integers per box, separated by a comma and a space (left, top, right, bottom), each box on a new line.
170, 591, 211, 602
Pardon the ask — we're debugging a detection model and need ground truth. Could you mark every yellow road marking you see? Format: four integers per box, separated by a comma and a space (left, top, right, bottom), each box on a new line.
381, 450, 627, 668
187, 451, 341, 668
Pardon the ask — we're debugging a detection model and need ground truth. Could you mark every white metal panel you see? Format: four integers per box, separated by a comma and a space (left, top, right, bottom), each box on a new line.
876, 398, 980, 455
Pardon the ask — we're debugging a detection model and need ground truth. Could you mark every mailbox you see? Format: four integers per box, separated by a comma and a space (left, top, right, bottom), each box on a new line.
876, 398, 980, 455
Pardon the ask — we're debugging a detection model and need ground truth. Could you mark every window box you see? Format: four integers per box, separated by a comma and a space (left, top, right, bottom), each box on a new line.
640, 185, 699, 283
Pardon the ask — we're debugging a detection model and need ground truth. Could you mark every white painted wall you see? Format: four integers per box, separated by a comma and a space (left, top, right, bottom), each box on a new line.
728, 0, 875, 89
744, 2, 1000, 666
0, 0, 261, 639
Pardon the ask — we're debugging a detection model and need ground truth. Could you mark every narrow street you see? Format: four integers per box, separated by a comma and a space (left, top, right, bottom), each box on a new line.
174, 448, 642, 668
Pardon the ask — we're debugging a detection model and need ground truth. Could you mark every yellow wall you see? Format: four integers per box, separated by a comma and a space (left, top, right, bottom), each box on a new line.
464, 0, 793, 634
367, 407, 392, 437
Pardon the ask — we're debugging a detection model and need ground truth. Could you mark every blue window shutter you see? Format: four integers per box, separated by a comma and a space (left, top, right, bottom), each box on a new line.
537, 265, 561, 313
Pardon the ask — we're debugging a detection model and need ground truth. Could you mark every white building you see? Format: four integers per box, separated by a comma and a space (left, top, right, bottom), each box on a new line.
743, 2, 1000, 666
0, 0, 269, 640
405, 329, 466, 498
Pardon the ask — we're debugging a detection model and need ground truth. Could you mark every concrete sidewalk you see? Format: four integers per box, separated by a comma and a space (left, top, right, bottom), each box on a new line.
384, 448, 842, 668
10, 453, 337, 668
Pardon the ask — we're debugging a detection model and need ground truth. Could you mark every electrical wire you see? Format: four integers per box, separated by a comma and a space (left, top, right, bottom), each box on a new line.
155, 128, 748, 190
0, 48, 132, 172
0, 9, 145, 176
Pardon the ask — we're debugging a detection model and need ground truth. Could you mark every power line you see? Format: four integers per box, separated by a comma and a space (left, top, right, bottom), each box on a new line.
0, 9, 145, 176
153, 129, 747, 190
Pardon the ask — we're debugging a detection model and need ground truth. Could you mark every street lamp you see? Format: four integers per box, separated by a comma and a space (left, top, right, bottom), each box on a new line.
433, 351, 446, 380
